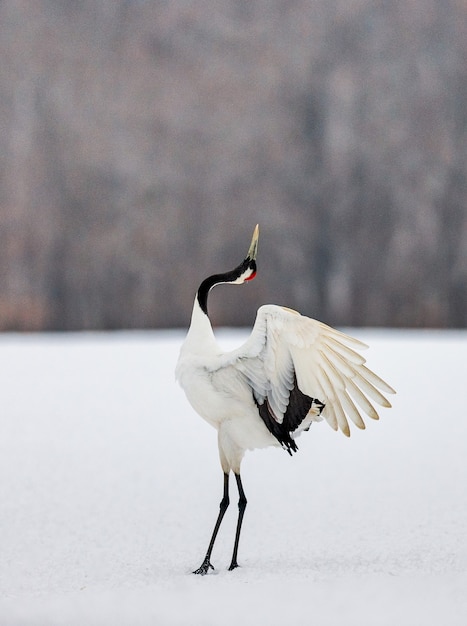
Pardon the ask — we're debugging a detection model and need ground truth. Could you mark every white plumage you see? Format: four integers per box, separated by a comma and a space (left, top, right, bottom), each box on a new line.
176, 224, 395, 574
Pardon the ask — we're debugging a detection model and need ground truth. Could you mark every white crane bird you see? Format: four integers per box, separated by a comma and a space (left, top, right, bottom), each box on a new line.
176, 225, 395, 575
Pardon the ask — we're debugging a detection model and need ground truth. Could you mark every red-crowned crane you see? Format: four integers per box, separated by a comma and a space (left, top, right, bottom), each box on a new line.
176, 225, 395, 575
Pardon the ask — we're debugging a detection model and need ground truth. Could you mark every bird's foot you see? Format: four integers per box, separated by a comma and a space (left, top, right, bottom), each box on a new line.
193, 558, 214, 575
228, 561, 240, 571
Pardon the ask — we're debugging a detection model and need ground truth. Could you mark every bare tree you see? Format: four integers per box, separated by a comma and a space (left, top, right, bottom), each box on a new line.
0, 0, 465, 330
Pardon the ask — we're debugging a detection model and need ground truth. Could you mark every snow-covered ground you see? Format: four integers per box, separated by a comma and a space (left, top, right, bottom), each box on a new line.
0, 328, 466, 625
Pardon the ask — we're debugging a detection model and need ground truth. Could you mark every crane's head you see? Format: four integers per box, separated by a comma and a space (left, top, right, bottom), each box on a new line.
197, 224, 259, 315
231, 223, 259, 284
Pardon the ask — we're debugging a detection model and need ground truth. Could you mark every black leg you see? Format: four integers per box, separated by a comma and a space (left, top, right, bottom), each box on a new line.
228, 472, 247, 571
193, 472, 230, 575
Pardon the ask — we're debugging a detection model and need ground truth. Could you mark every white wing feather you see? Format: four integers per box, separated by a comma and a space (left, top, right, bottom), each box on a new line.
216, 304, 395, 436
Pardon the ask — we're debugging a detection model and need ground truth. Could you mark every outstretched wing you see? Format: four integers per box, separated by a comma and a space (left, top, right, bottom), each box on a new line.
219, 304, 395, 438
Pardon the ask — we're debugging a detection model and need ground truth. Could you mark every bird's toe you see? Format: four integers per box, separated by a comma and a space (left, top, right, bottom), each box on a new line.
193, 559, 215, 575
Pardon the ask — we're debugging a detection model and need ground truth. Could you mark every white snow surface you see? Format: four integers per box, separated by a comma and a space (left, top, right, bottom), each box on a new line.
0, 328, 466, 625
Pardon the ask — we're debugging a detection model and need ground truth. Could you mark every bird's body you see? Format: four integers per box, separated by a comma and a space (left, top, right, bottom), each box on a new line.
177, 301, 282, 472
176, 225, 395, 574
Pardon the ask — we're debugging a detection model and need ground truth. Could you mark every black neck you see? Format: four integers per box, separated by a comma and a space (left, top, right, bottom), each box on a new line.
197, 271, 235, 316
197, 259, 255, 316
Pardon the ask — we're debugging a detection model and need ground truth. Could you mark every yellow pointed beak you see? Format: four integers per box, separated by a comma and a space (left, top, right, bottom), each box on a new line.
246, 224, 259, 260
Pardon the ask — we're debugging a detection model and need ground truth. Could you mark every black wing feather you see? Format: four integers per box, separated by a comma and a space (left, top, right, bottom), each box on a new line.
255, 374, 324, 455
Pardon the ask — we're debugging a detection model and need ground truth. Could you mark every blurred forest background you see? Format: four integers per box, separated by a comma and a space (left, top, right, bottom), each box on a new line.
0, 0, 466, 331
